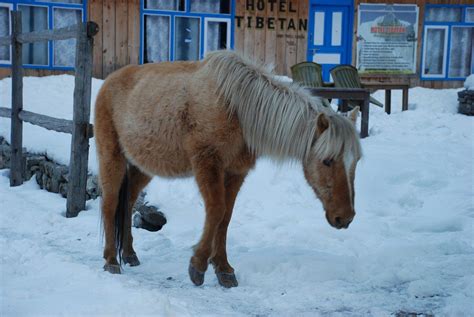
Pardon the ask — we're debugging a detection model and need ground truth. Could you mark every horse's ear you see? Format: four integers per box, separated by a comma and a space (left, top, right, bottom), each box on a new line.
348, 106, 359, 125
317, 113, 329, 135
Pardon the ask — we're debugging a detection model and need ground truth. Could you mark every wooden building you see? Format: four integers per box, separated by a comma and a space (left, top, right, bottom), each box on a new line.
0, 0, 473, 88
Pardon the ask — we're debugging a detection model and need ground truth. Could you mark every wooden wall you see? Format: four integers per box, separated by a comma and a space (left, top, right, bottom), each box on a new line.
355, 0, 472, 88
88, 0, 140, 79
0, 0, 470, 88
234, 0, 309, 75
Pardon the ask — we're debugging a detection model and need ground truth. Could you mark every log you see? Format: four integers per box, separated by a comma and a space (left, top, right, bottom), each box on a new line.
10, 11, 23, 187
66, 22, 95, 218
0, 107, 94, 137
17, 24, 81, 44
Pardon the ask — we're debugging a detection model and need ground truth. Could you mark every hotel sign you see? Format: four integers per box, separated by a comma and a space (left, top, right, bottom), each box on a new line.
235, 0, 308, 32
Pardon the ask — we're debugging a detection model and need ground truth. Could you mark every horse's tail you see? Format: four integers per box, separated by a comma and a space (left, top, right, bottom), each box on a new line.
115, 166, 130, 264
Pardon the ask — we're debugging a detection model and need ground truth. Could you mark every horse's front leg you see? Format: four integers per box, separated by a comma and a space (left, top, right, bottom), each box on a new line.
189, 156, 226, 286
210, 172, 247, 288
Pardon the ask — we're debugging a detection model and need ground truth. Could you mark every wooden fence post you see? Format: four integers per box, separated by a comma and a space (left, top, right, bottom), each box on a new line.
360, 93, 370, 138
66, 22, 98, 217
10, 11, 23, 187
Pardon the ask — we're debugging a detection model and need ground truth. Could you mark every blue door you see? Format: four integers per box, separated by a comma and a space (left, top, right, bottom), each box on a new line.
308, 5, 352, 81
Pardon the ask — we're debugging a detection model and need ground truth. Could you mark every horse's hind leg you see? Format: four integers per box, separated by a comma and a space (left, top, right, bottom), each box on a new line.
122, 165, 151, 266
95, 99, 127, 273
210, 172, 247, 288
97, 144, 126, 273
188, 155, 226, 286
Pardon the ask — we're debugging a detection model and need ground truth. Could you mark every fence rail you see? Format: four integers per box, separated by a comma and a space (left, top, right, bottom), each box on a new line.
0, 11, 98, 218
0, 107, 94, 137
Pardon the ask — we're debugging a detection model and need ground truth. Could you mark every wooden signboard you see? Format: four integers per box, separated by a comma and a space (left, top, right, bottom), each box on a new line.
235, 0, 309, 75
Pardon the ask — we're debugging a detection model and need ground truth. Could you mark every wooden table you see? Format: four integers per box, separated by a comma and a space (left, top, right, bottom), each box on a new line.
362, 83, 410, 114
307, 87, 371, 138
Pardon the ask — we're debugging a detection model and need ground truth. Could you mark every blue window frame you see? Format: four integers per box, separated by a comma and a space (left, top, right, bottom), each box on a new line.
421, 4, 474, 81
0, 0, 87, 70
140, 0, 235, 64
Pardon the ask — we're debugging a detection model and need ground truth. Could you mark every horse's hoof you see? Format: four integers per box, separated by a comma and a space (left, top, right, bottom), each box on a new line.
104, 263, 121, 274
188, 262, 205, 286
216, 272, 238, 288
123, 254, 140, 267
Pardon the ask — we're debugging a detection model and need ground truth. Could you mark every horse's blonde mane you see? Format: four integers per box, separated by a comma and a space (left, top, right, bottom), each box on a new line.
201, 50, 361, 161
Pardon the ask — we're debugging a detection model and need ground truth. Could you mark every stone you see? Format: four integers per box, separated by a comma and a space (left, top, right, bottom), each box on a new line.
134, 203, 167, 232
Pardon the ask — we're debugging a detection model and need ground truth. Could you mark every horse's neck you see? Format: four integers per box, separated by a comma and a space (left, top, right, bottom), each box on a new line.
235, 96, 318, 162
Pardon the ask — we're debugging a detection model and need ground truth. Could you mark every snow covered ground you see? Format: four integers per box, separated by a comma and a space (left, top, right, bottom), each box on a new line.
0, 75, 473, 316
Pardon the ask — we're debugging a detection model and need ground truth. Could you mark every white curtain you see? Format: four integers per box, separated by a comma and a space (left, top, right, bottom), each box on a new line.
145, 15, 170, 63
146, 0, 183, 11
191, 0, 223, 14
449, 27, 473, 78
426, 7, 461, 22
54, 8, 81, 67
424, 28, 445, 75
0, 7, 9, 61
19, 6, 48, 65
467, 9, 474, 23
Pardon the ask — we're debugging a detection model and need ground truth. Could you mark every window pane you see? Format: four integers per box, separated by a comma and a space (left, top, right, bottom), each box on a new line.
145, 0, 184, 11
466, 8, 474, 23
54, 8, 81, 67
424, 28, 446, 75
449, 27, 473, 78
19, 5, 48, 65
144, 15, 170, 63
0, 7, 9, 61
190, 0, 230, 14
41, 0, 83, 3
175, 17, 200, 61
425, 7, 462, 22
206, 21, 228, 52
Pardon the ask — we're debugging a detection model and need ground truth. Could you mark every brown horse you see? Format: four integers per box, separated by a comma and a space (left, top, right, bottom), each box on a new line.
94, 51, 362, 288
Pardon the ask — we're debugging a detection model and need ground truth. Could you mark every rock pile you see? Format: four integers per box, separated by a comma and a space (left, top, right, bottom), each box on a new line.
0, 137, 166, 231
0, 137, 100, 199
458, 89, 474, 116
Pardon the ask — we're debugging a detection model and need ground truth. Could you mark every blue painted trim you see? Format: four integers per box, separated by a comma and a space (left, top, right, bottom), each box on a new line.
139, 0, 143, 64
421, 4, 474, 81
0, 0, 87, 71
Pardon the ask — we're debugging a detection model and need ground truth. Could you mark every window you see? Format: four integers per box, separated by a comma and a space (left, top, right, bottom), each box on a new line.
53, 7, 82, 67
0, 3, 12, 64
204, 18, 230, 54
422, 5, 474, 80
19, 5, 49, 66
0, 0, 86, 69
190, 0, 230, 14
174, 16, 200, 61
142, 0, 233, 64
144, 15, 170, 63
422, 26, 448, 77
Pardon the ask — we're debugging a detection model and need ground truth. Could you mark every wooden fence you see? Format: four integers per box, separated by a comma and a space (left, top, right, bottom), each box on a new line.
0, 12, 99, 218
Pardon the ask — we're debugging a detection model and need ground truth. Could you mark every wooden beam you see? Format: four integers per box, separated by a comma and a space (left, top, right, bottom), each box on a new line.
66, 22, 95, 218
17, 24, 82, 44
0, 107, 10, 118
10, 11, 23, 187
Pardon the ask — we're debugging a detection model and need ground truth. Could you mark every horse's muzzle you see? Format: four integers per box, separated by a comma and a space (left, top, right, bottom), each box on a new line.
326, 212, 354, 229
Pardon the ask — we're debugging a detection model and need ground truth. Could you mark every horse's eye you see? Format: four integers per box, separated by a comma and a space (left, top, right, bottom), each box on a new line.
323, 159, 333, 167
